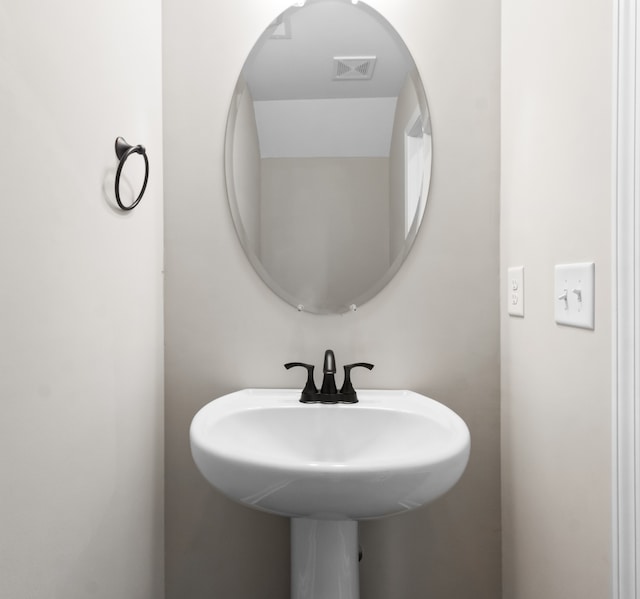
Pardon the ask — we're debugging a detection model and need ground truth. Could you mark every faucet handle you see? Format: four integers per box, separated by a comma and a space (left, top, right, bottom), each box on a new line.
339, 362, 374, 403
284, 362, 318, 403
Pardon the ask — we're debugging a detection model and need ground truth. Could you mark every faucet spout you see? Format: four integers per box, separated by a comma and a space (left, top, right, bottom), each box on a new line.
320, 349, 337, 395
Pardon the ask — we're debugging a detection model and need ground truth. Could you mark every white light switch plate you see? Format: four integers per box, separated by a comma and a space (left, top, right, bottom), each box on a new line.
554, 262, 595, 329
507, 266, 524, 317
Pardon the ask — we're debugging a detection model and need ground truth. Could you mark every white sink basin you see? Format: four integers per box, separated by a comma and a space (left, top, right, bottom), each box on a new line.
190, 388, 470, 520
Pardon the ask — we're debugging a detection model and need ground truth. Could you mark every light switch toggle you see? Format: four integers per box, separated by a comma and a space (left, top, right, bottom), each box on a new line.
572, 288, 582, 305
558, 289, 569, 309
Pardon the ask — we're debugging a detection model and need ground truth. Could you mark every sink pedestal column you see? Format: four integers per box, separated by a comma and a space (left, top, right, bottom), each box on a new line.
291, 518, 359, 599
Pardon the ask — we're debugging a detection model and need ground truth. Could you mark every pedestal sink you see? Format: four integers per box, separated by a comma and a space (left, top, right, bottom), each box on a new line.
190, 389, 470, 599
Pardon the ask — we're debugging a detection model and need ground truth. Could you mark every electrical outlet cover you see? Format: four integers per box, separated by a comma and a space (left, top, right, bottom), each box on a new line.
508, 266, 524, 317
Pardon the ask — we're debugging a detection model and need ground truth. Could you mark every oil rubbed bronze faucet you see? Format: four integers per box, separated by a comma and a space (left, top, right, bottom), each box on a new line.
285, 349, 373, 404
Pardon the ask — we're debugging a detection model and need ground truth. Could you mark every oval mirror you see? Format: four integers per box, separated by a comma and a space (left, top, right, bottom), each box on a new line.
225, 0, 432, 314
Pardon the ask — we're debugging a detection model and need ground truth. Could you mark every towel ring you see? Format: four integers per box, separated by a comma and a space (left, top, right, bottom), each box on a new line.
114, 137, 149, 211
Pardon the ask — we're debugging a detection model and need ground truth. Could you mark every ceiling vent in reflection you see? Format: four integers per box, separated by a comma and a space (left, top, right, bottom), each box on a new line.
332, 56, 376, 80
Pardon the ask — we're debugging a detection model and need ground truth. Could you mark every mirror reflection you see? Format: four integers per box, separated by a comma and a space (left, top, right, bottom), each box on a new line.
225, 0, 432, 313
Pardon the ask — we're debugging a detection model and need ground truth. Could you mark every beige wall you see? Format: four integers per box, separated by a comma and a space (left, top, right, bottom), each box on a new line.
163, 0, 501, 597
0, 1, 164, 597
501, 1, 612, 598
